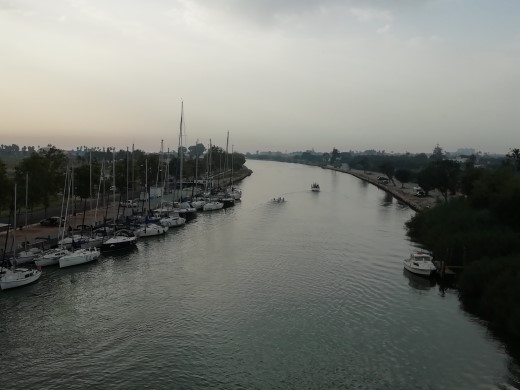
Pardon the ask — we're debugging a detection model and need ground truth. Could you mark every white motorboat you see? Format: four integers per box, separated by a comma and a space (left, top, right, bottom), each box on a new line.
311, 183, 320, 192
403, 252, 436, 277
230, 188, 242, 200
59, 248, 100, 268
0, 266, 42, 290
203, 200, 224, 211
160, 216, 186, 228
190, 199, 206, 210
34, 248, 72, 267
134, 223, 168, 237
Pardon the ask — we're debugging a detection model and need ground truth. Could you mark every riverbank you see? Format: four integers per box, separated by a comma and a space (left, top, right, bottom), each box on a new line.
0, 166, 253, 256
323, 165, 439, 211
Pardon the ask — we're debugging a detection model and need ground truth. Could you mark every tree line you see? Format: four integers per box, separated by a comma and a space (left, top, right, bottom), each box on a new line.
0, 144, 246, 218
405, 147, 520, 355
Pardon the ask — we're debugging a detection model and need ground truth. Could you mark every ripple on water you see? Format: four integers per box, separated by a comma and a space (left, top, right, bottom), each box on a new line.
0, 160, 516, 389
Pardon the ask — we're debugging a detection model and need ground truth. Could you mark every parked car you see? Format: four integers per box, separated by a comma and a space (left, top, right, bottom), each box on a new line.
120, 200, 138, 208
415, 190, 426, 197
40, 216, 65, 227
377, 176, 390, 185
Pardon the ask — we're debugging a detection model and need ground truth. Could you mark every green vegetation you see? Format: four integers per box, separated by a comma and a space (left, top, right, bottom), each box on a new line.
406, 152, 520, 350
250, 145, 520, 352
0, 143, 246, 218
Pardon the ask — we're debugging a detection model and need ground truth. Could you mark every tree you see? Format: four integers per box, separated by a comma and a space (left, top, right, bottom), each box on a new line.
432, 160, 460, 202
506, 148, 520, 170
394, 169, 412, 188
330, 148, 340, 166
379, 162, 395, 185
188, 143, 206, 158
0, 159, 11, 212
417, 165, 436, 196
430, 144, 444, 162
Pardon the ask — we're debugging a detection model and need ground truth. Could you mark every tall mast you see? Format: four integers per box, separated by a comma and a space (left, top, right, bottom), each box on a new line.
131, 143, 135, 199
13, 182, 17, 262
89, 149, 92, 212
179, 101, 184, 202
126, 146, 129, 202
112, 148, 116, 221
25, 172, 28, 228
230, 144, 234, 187
225, 131, 229, 186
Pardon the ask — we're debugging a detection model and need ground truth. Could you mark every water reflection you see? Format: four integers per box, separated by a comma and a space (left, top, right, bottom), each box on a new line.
403, 269, 436, 291
381, 192, 394, 207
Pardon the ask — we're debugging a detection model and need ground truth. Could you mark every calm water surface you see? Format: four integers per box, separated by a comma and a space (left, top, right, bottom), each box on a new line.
1, 160, 519, 389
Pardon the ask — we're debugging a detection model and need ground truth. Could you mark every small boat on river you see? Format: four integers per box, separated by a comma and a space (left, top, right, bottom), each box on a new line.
311, 183, 320, 192
403, 252, 436, 277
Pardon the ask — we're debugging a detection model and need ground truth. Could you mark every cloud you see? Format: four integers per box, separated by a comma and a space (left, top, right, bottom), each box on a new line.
350, 7, 393, 23
377, 23, 391, 34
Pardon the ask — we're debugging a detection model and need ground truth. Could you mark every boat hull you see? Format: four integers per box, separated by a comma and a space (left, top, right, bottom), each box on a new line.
59, 249, 100, 268
0, 268, 42, 290
403, 262, 435, 276
100, 236, 137, 253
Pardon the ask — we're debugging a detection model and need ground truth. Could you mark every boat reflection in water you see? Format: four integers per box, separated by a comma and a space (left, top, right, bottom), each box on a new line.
403, 268, 437, 291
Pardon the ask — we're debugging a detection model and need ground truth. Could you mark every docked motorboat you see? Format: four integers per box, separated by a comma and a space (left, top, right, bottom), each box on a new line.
0, 266, 42, 290
34, 248, 72, 267
190, 199, 206, 210
100, 230, 138, 253
203, 200, 224, 211
403, 252, 436, 277
160, 215, 186, 228
134, 223, 168, 238
59, 248, 100, 268
311, 183, 320, 192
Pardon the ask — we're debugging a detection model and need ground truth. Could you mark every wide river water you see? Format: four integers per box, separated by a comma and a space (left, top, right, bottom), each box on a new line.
1, 159, 519, 389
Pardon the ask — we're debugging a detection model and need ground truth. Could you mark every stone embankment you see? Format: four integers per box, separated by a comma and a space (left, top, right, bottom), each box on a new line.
324, 166, 438, 211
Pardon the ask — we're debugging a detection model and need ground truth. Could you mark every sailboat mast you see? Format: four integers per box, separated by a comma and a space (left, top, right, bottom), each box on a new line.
13, 182, 16, 261
225, 131, 229, 186
89, 149, 92, 212
179, 101, 184, 202
112, 148, 116, 221
25, 172, 28, 228
126, 146, 129, 202
230, 144, 234, 187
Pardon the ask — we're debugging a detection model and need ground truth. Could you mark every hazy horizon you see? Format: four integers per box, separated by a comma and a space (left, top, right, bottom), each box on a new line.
1, 0, 518, 155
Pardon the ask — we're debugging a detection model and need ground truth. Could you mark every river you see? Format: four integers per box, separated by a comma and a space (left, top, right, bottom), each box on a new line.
1, 159, 518, 389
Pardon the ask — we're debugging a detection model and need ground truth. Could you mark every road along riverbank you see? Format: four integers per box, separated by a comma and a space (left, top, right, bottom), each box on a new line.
323, 166, 438, 211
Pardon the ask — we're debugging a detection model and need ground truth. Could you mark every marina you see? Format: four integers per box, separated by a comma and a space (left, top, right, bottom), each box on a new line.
1, 160, 518, 389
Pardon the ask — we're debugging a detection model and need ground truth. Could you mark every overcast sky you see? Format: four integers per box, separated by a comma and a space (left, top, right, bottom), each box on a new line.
1, 0, 519, 154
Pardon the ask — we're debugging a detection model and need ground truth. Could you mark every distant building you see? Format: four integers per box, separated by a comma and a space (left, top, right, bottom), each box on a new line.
455, 148, 475, 156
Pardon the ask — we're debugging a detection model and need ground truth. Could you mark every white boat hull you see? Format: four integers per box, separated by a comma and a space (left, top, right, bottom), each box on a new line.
203, 202, 224, 211
0, 267, 42, 290
403, 252, 436, 277
403, 262, 435, 276
59, 249, 100, 268
160, 217, 186, 227
135, 224, 169, 237
34, 249, 72, 267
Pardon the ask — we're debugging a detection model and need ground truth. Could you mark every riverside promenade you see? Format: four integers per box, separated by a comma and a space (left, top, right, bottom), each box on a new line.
323, 166, 439, 211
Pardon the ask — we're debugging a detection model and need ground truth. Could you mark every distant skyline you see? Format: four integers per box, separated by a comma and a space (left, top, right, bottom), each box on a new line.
1, 0, 519, 154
